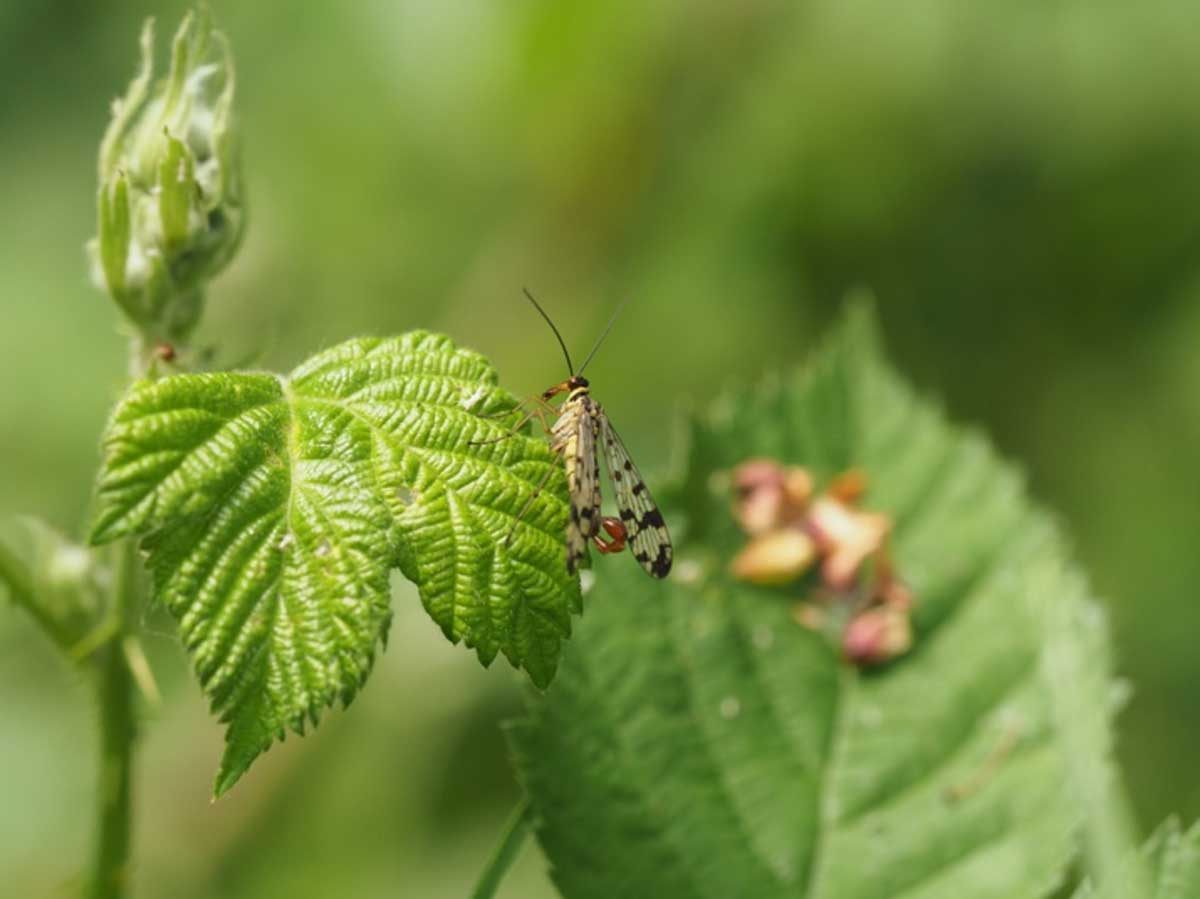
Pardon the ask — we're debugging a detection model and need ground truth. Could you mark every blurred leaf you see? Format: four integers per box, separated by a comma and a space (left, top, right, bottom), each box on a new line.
90, 331, 579, 794
509, 306, 1130, 898
1073, 819, 1200, 899
0, 517, 104, 653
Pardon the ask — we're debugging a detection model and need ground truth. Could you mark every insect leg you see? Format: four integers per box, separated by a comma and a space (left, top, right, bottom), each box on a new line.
475, 395, 558, 420
469, 403, 555, 446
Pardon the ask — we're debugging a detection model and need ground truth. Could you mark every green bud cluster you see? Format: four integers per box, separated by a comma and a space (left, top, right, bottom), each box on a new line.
88, 9, 243, 343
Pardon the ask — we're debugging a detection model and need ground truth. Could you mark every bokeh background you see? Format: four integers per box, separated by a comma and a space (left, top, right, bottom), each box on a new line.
2, 1, 1199, 896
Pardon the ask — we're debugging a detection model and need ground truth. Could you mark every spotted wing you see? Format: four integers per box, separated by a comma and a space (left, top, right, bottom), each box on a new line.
599, 413, 672, 578
558, 400, 601, 574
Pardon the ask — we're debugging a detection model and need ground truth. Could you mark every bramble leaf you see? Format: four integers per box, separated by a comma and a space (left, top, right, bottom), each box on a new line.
509, 306, 1131, 898
90, 331, 578, 794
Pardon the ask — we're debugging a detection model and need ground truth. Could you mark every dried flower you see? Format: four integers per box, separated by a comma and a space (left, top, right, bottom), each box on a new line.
842, 605, 913, 666
727, 458, 917, 666
730, 530, 817, 586
806, 497, 891, 589
731, 459, 812, 535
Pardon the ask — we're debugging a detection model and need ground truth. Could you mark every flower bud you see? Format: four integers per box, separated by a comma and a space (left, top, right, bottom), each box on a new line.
730, 530, 817, 586
88, 10, 243, 342
842, 605, 913, 666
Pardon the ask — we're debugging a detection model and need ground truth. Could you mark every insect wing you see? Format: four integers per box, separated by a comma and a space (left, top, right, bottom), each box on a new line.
558, 400, 601, 573
599, 414, 672, 578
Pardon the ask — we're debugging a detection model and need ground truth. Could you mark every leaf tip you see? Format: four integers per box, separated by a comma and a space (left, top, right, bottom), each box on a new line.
524, 660, 557, 691
87, 518, 118, 547
212, 757, 250, 799
214, 735, 265, 798
834, 288, 885, 356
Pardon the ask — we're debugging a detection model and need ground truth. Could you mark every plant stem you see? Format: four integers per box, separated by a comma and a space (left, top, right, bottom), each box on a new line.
470, 798, 534, 899
87, 540, 140, 899
84, 293, 161, 899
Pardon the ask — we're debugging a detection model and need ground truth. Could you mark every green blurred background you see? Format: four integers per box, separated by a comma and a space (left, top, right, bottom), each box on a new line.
2, 1, 1199, 896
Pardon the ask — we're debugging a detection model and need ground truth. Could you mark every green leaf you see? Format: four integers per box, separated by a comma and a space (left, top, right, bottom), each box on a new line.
90, 332, 579, 794
509, 305, 1129, 898
1073, 819, 1200, 899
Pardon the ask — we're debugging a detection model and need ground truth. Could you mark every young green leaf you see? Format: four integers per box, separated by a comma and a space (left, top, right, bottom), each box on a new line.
1073, 819, 1200, 899
509, 306, 1130, 898
90, 331, 579, 794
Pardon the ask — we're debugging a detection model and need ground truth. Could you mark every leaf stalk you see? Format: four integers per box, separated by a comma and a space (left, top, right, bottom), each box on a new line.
470, 798, 534, 899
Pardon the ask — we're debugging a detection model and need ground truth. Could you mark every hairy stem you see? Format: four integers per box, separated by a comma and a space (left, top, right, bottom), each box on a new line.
87, 540, 140, 899
471, 798, 534, 899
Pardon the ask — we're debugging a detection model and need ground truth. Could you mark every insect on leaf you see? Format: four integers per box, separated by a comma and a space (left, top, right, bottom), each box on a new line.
519, 289, 673, 579
509, 304, 1131, 898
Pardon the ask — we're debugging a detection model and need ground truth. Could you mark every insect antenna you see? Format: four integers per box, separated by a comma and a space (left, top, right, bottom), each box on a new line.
523, 287, 574, 376
577, 296, 631, 376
